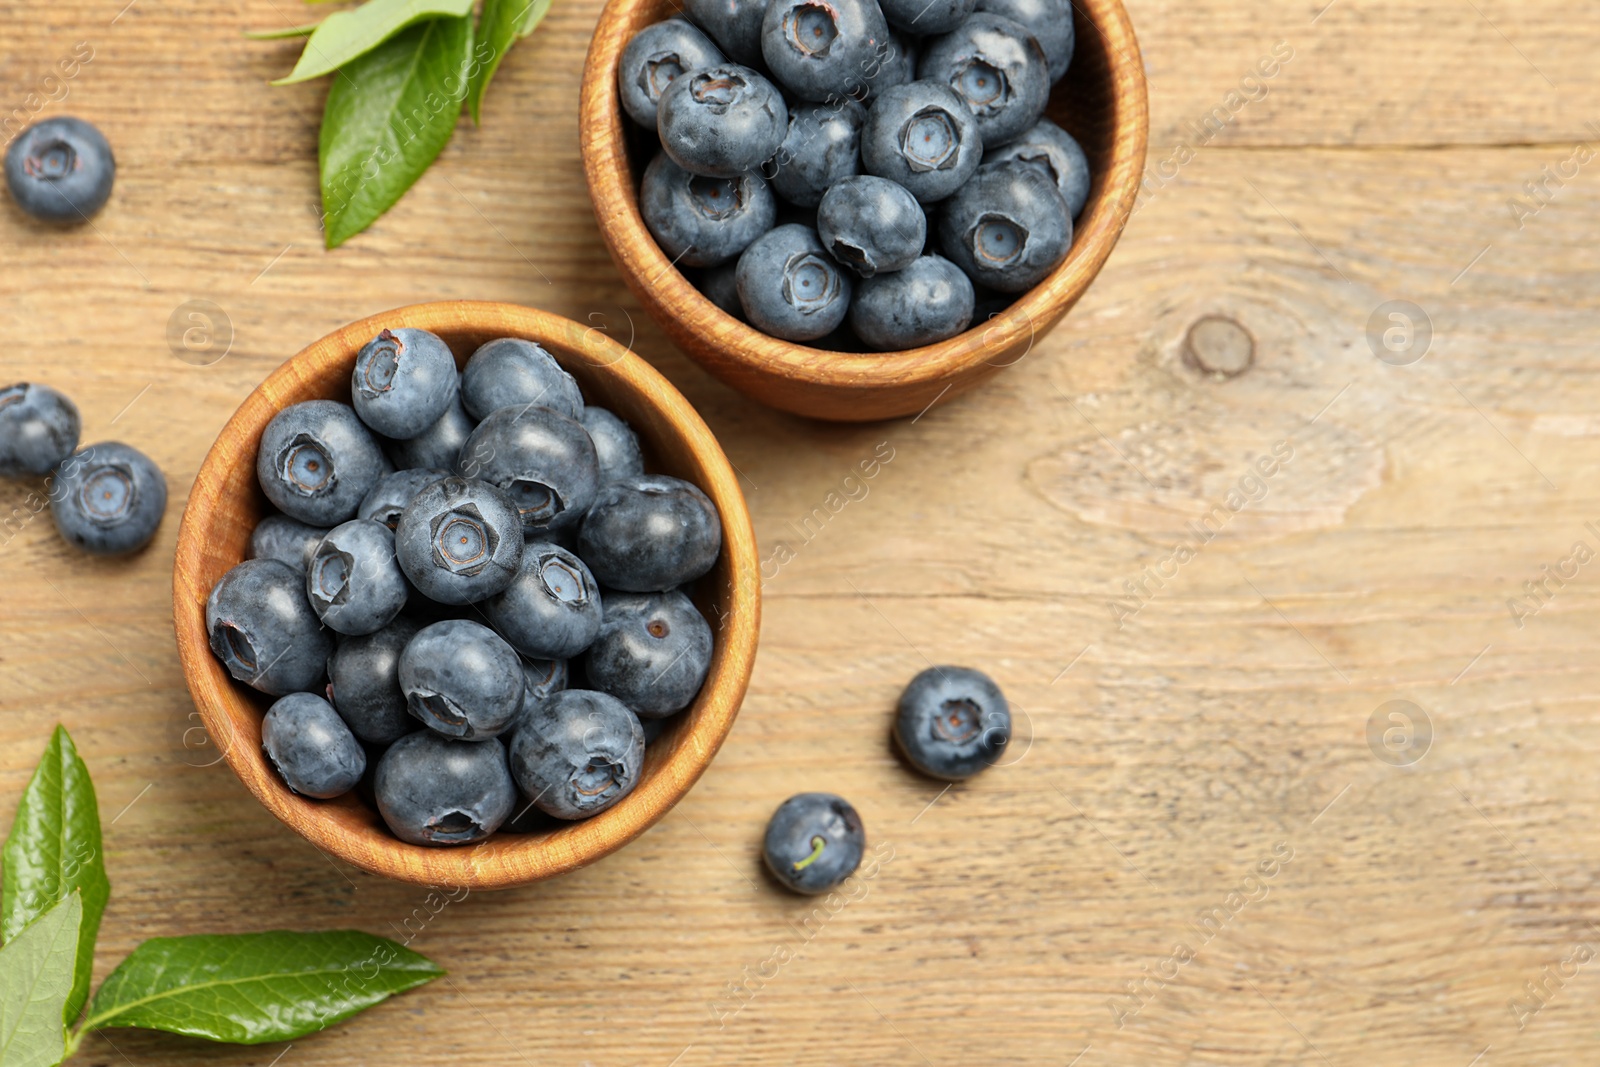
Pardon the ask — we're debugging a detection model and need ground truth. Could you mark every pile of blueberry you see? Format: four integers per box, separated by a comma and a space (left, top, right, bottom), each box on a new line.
4, 116, 116, 223
203, 328, 723, 846
620, 0, 1086, 351
0, 383, 167, 555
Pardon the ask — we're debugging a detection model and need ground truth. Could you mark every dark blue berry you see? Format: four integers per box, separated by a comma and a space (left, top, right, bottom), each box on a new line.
305, 519, 409, 636
768, 99, 865, 208
641, 153, 777, 268
351, 328, 460, 440
894, 665, 1009, 779
4, 117, 114, 224
682, 0, 771, 64
879, 0, 974, 34
657, 64, 788, 178
937, 159, 1070, 291
358, 468, 450, 531
620, 18, 727, 126
578, 473, 722, 592
580, 407, 645, 484
735, 223, 852, 340
257, 400, 387, 527
50, 441, 166, 555
394, 476, 524, 604
457, 406, 599, 538
760, 0, 893, 103
375, 731, 515, 846
400, 619, 525, 739
975, 0, 1073, 81
206, 558, 333, 696
508, 689, 644, 820
918, 13, 1049, 146
984, 117, 1089, 217
327, 616, 420, 745
262, 692, 366, 799
860, 80, 983, 203
521, 657, 569, 709
762, 793, 865, 894
249, 513, 329, 572
460, 338, 584, 423
0, 383, 80, 477
385, 393, 476, 472
694, 262, 747, 321
817, 174, 926, 276
849, 253, 974, 349
482, 542, 603, 659
585, 590, 713, 718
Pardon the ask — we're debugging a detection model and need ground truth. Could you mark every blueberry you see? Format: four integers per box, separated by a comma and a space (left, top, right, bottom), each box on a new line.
694, 262, 747, 321
400, 619, 525, 739
585, 590, 713, 719
394, 476, 524, 604
641, 153, 777, 268
375, 731, 516, 846
350, 328, 460, 440
257, 400, 387, 527
985, 117, 1089, 217
358, 468, 450, 531
762, 793, 865, 894
848, 254, 975, 349
640, 715, 668, 746
918, 14, 1049, 147
580, 407, 646, 484
894, 665, 1009, 779
49, 441, 167, 555
327, 616, 420, 745
508, 689, 644, 820
937, 159, 1070, 291
879, 0, 974, 34
578, 473, 722, 592
0, 383, 80, 477
305, 519, 409, 636
768, 99, 865, 208
521, 656, 569, 709
206, 558, 334, 696
975, 0, 1073, 81
460, 338, 584, 423
4, 117, 114, 224
261, 692, 366, 799
681, 0, 770, 66
761, 0, 893, 103
817, 174, 926, 276
734, 223, 852, 340
657, 64, 787, 178
386, 393, 476, 472
482, 542, 603, 659
457, 406, 599, 538
249, 513, 329, 572
860, 80, 983, 203
620, 18, 727, 126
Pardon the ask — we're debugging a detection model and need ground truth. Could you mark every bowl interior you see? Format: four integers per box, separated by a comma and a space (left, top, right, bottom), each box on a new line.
174, 302, 759, 888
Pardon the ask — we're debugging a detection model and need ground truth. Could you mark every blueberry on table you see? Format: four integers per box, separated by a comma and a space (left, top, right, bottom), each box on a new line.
508, 689, 645, 820
619, 18, 727, 127
0, 383, 80, 477
580, 407, 645, 485
762, 793, 865, 894
4, 117, 114, 224
305, 519, 409, 636
460, 338, 584, 423
262, 692, 366, 799
640, 153, 777, 269
375, 731, 516, 846
585, 590, 713, 719
734, 223, 852, 341
657, 64, 788, 178
399, 619, 525, 739
894, 665, 1010, 779
358, 468, 450, 531
206, 558, 334, 696
769, 99, 865, 209
878, 0, 974, 35
351, 328, 460, 441
482, 542, 603, 660
385, 393, 476, 472
985, 117, 1090, 218
682, 0, 771, 67
327, 616, 421, 745
938, 160, 1070, 292
694, 262, 747, 321
760, 0, 893, 103
394, 476, 523, 604
257, 399, 387, 527
817, 175, 927, 277
578, 473, 722, 592
860, 81, 983, 204
49, 441, 167, 555
975, 0, 1074, 82
849, 254, 975, 349
919, 14, 1050, 147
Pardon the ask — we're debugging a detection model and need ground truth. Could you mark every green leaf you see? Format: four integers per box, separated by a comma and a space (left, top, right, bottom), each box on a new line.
319, 15, 474, 248
82, 931, 443, 1045
466, 0, 553, 124
273, 0, 475, 84
1, 727, 108, 1028
0, 894, 81, 1067
245, 22, 323, 39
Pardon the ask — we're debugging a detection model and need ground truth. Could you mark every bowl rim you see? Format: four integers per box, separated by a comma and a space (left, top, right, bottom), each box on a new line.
172, 301, 761, 889
579, 0, 1150, 392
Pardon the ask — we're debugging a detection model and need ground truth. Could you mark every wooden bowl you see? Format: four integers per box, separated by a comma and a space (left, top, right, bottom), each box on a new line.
172, 302, 760, 889
580, 0, 1149, 421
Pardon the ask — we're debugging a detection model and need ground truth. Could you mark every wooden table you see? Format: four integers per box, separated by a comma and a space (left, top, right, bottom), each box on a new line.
3, 1, 1598, 1063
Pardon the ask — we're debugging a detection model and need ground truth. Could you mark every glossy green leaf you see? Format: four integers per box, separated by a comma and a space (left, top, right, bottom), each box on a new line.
245, 22, 323, 39
466, 0, 553, 123
0, 894, 81, 1067
82, 930, 443, 1044
319, 15, 474, 248
274, 0, 475, 84
1, 727, 108, 1027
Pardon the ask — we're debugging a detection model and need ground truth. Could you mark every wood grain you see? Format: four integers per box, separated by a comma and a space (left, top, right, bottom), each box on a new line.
2, 0, 1600, 1064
